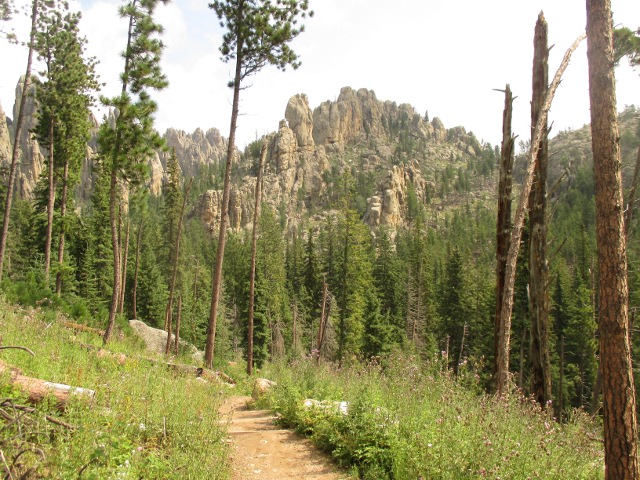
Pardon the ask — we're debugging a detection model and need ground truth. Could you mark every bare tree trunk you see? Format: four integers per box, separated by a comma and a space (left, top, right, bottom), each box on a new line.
495, 33, 585, 395
174, 295, 182, 356
559, 335, 565, 421
529, 13, 552, 408
165, 178, 193, 355
132, 219, 143, 320
247, 142, 266, 375
55, 156, 70, 294
586, 0, 639, 477
0, 0, 39, 280
104, 170, 121, 344
118, 218, 130, 314
44, 122, 55, 285
204, 34, 244, 369
494, 85, 515, 381
316, 279, 328, 361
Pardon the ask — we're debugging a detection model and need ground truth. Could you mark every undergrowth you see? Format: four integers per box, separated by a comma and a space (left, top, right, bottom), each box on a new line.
260, 354, 604, 479
0, 296, 231, 479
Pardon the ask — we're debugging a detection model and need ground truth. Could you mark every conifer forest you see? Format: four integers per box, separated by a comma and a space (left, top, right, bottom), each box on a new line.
1, 0, 640, 478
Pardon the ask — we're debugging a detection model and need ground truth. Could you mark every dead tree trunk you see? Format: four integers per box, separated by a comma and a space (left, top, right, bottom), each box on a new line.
586, 0, 639, 477
247, 142, 267, 375
494, 85, 515, 381
529, 12, 553, 408
495, 33, 585, 395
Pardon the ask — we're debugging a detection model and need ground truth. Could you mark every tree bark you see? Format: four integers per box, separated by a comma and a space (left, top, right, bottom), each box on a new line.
165, 178, 193, 355
495, 33, 585, 395
586, 0, 639, 477
247, 141, 266, 375
494, 85, 515, 381
103, 169, 121, 344
174, 295, 182, 356
132, 219, 143, 320
529, 12, 552, 408
0, 0, 39, 280
204, 16, 244, 368
55, 154, 70, 294
44, 121, 55, 285
118, 218, 130, 314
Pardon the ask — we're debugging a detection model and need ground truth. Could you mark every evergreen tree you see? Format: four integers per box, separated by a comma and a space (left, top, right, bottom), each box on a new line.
98, 0, 168, 343
33, 0, 98, 288
0, 0, 39, 280
205, 0, 312, 368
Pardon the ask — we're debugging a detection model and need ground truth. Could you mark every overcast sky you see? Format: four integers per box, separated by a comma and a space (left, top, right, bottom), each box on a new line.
1, 0, 639, 150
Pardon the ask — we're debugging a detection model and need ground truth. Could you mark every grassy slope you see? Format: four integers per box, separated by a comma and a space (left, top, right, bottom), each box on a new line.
0, 296, 231, 479
260, 355, 604, 480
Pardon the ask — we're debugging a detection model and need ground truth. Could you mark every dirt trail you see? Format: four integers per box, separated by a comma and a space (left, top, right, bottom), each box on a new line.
220, 396, 349, 480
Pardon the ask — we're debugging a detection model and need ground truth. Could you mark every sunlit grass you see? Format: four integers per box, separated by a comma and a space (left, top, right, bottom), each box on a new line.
261, 354, 604, 479
0, 296, 231, 479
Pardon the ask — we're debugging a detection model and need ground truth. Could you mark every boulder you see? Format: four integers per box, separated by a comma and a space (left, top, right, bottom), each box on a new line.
252, 378, 277, 400
129, 319, 203, 363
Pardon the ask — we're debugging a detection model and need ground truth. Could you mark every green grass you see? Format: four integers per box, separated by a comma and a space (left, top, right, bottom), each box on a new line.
260, 354, 604, 480
0, 296, 231, 479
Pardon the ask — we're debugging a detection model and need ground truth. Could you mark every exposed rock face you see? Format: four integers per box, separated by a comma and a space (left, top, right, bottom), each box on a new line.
0, 101, 11, 166
285, 94, 314, 150
363, 163, 428, 228
6, 77, 46, 199
194, 87, 483, 233
312, 87, 436, 151
160, 127, 227, 178
5, 75, 486, 233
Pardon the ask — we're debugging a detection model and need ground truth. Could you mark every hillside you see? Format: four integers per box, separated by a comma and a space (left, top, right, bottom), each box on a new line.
2, 74, 640, 424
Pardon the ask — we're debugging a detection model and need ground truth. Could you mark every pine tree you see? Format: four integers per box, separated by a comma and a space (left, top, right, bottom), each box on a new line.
205, 0, 312, 368
98, 0, 168, 343
33, 0, 98, 289
0, 0, 39, 280
586, 0, 639, 475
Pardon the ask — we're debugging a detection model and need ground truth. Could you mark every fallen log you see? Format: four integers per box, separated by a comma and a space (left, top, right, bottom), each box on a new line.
0, 361, 95, 409
76, 342, 236, 386
62, 321, 105, 337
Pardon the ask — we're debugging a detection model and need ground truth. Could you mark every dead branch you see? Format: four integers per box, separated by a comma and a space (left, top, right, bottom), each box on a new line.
1, 400, 74, 429
495, 32, 587, 395
0, 347, 35, 357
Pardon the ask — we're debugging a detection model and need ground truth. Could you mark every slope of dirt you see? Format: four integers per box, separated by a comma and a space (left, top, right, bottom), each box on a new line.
220, 396, 350, 480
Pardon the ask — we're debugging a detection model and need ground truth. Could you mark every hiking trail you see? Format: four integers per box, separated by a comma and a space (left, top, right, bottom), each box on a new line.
219, 396, 350, 479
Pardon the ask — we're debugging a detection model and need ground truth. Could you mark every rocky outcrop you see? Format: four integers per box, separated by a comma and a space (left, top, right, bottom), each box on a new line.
363, 162, 429, 229
285, 94, 314, 150
160, 127, 227, 178
311, 87, 437, 152
6, 77, 46, 199
0, 101, 11, 166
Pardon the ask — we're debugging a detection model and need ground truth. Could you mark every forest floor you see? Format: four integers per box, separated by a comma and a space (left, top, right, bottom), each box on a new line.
219, 396, 350, 479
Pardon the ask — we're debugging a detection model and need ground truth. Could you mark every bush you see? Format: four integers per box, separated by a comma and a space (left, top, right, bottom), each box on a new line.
261, 354, 604, 479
